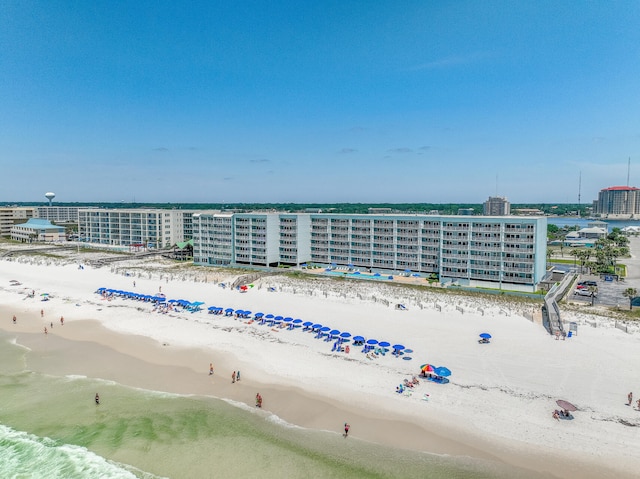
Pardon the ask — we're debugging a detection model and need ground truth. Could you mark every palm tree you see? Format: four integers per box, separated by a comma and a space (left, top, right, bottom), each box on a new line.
622, 287, 638, 310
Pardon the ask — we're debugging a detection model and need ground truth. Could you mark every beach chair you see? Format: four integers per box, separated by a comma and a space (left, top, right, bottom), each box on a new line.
567, 331, 573, 338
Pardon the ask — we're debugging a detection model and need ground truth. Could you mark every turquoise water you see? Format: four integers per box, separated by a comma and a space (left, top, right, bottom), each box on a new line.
0, 332, 541, 479
322, 270, 399, 281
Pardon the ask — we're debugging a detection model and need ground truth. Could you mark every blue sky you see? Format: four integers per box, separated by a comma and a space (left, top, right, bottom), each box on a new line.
1, 1, 639, 204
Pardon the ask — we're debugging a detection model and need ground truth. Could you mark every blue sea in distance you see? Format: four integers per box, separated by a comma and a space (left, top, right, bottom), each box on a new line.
0, 331, 547, 479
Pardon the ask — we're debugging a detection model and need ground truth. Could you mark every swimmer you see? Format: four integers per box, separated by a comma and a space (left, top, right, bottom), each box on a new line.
95, 393, 100, 405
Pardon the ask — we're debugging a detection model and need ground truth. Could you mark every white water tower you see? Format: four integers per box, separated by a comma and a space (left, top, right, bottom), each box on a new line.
45, 192, 56, 206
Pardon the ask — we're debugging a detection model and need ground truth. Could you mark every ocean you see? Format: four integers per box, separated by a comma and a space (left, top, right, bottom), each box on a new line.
0, 331, 541, 479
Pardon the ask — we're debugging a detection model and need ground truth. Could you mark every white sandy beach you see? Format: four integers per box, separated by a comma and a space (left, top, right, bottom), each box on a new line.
1, 253, 639, 479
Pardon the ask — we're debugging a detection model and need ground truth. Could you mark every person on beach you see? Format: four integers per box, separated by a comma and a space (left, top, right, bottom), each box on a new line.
232, 371, 236, 383
553, 410, 560, 421
256, 393, 262, 408
133, 281, 136, 287
40, 309, 44, 317
628, 392, 633, 406
44, 326, 47, 335
95, 393, 100, 405
344, 423, 350, 437
60, 316, 64, 325
12, 315, 16, 324
50, 321, 53, 329
209, 363, 214, 375
236, 370, 241, 381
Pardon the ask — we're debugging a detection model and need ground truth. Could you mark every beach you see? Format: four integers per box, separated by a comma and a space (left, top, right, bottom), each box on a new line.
0, 253, 639, 478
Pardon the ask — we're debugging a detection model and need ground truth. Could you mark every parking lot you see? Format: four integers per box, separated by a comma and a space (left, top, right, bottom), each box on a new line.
568, 274, 631, 308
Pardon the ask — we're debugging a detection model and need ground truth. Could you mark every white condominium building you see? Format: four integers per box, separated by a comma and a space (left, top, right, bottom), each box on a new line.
192, 213, 546, 292
192, 213, 312, 267
78, 208, 216, 248
35, 206, 80, 223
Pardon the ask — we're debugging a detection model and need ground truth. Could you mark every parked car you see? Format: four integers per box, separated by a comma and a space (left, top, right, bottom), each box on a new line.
578, 280, 598, 287
575, 288, 596, 297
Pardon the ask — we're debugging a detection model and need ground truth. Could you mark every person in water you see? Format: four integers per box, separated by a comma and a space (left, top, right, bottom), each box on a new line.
95, 393, 100, 405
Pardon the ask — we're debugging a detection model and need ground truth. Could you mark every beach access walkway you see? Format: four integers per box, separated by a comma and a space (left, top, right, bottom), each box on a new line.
543, 272, 575, 336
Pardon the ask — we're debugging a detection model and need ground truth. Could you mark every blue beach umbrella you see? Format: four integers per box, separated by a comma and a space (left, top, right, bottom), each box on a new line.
340, 332, 351, 339
320, 326, 331, 332
378, 341, 390, 348
434, 366, 451, 377
366, 339, 378, 345
353, 335, 365, 342
293, 319, 303, 324
254, 312, 264, 318
392, 344, 405, 351
265, 314, 274, 319
312, 323, 323, 330
330, 329, 341, 336
479, 333, 492, 339
303, 321, 313, 327
275, 315, 284, 321
284, 317, 293, 323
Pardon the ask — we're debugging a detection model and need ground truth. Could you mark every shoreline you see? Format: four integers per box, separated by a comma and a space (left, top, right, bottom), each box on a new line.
0, 257, 639, 478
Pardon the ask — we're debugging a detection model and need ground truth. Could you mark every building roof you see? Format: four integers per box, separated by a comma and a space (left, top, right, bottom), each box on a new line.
18, 218, 64, 230
577, 227, 607, 234
601, 186, 640, 191
175, 239, 194, 249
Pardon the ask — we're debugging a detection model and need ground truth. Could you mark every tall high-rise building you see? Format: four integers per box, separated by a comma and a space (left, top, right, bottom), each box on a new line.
592, 186, 640, 218
483, 197, 510, 216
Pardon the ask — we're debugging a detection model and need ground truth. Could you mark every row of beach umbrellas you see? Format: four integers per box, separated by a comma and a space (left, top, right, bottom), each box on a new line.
97, 288, 410, 353
205, 308, 408, 351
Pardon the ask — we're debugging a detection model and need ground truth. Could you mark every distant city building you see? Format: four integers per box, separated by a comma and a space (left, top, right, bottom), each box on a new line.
77, 208, 217, 247
10, 218, 65, 242
483, 197, 510, 216
35, 206, 80, 223
592, 186, 640, 218
457, 208, 475, 215
0, 206, 36, 236
192, 213, 546, 292
513, 208, 544, 216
